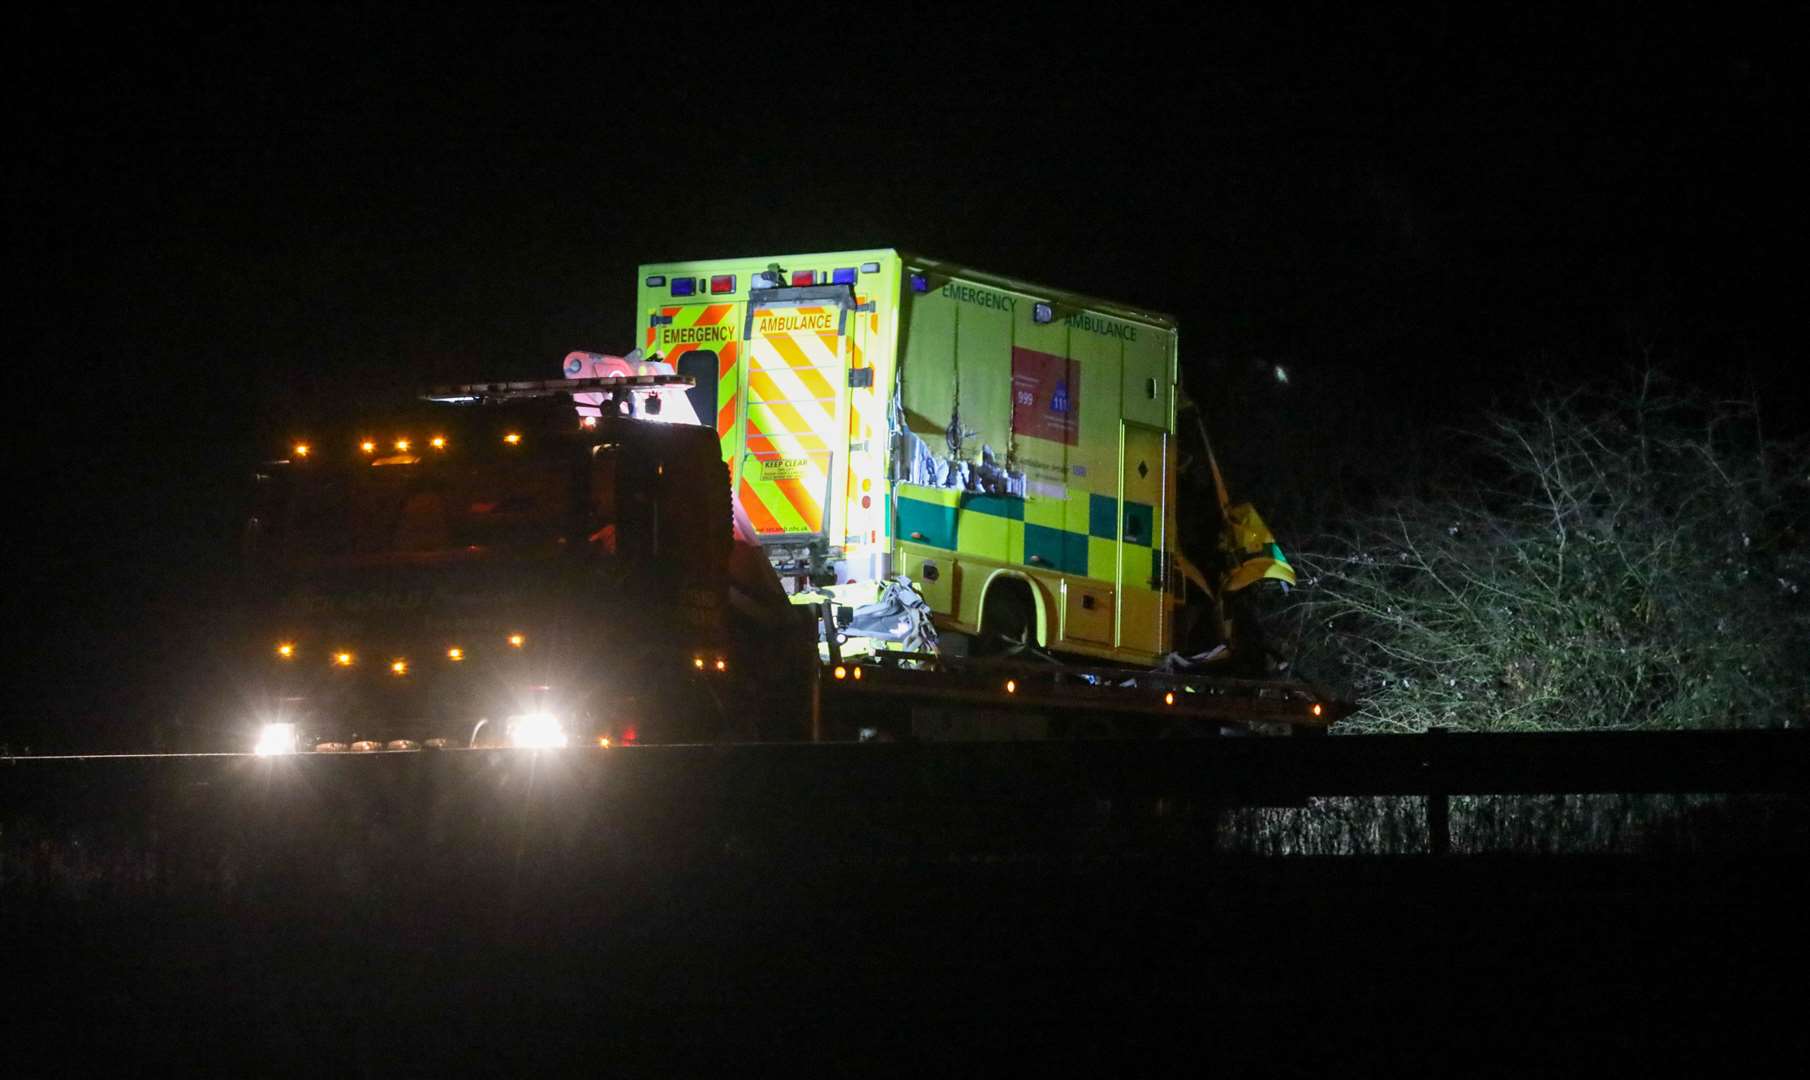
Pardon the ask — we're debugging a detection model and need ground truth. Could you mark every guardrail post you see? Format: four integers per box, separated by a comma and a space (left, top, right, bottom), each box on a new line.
1425, 726, 1450, 856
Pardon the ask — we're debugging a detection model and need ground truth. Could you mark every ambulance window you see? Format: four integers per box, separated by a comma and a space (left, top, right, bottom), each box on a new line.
677, 351, 718, 424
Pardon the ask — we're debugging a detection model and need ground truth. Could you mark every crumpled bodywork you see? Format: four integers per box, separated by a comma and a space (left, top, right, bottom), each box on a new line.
792, 576, 940, 659
1220, 502, 1295, 593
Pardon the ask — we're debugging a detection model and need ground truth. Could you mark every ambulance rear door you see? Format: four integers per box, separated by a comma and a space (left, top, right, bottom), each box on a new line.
738, 284, 857, 552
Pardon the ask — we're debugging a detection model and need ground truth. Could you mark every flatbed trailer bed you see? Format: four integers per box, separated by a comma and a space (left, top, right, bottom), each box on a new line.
818, 650, 1338, 739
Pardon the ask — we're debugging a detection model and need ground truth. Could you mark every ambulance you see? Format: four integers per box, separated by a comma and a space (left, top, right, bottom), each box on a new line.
590, 250, 1291, 668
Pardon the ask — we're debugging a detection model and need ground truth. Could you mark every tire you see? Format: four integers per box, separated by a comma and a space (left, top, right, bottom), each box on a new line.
977, 585, 1036, 657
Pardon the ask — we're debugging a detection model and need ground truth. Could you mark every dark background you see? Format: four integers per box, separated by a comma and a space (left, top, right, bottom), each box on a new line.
8, 9, 1799, 751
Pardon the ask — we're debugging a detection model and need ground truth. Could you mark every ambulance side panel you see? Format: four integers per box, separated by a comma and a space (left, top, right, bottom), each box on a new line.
893, 260, 1179, 663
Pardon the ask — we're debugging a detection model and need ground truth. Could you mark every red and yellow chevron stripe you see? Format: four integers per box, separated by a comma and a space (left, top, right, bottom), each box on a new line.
647, 303, 741, 459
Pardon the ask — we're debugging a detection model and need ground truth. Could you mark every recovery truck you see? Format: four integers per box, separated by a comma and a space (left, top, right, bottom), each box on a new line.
236, 374, 811, 754
573, 250, 1331, 737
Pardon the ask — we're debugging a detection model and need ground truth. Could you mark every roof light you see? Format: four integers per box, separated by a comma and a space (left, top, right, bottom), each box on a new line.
909, 273, 929, 293
360, 439, 377, 454
276, 642, 296, 659
645, 275, 666, 287
430, 435, 446, 450
333, 651, 355, 667
860, 262, 880, 274
292, 443, 311, 459
670, 278, 696, 297
503, 432, 522, 446
710, 274, 735, 294
1032, 301, 1054, 324
446, 647, 464, 662
831, 267, 857, 286
791, 270, 816, 287
390, 659, 408, 676
508, 633, 525, 648
394, 438, 411, 452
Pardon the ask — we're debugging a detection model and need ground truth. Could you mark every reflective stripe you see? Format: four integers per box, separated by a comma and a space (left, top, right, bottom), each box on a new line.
894, 485, 1165, 585
740, 305, 845, 538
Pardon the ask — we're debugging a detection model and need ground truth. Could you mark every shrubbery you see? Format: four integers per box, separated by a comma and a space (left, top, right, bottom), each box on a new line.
1278, 373, 1809, 732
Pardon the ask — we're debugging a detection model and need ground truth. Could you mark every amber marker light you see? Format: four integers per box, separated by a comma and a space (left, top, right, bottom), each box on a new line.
292, 443, 311, 459
714, 658, 727, 672
692, 656, 705, 670
394, 438, 411, 452
1312, 703, 1324, 718
430, 435, 446, 450
1164, 691, 1176, 706
503, 432, 522, 446
833, 665, 847, 680
389, 659, 408, 676
1005, 679, 1017, 694
276, 642, 296, 660
446, 647, 464, 662
508, 633, 525, 648
333, 651, 355, 667
360, 439, 377, 454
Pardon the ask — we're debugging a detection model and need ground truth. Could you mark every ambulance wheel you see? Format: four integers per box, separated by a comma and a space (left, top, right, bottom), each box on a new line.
978, 584, 1036, 657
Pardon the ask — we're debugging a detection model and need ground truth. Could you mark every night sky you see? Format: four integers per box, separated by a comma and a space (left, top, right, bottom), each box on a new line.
10, 10, 1799, 750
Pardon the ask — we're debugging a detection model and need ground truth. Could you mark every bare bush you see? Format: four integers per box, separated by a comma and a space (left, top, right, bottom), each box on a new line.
1280, 373, 1809, 732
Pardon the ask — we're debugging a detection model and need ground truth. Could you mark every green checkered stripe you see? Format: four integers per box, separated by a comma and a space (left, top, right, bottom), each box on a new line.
894, 484, 1157, 586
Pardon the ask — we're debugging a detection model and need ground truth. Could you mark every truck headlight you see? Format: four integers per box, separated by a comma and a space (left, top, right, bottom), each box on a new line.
255, 722, 297, 756
507, 712, 568, 749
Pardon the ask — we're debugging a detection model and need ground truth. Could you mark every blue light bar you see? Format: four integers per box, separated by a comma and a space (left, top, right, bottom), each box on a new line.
752, 272, 777, 288
645, 275, 666, 287
831, 267, 857, 286
860, 262, 880, 274
671, 278, 696, 297
910, 273, 929, 293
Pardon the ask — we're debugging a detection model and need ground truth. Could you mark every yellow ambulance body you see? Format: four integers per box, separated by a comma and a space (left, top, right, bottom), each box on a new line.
633, 250, 1290, 667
